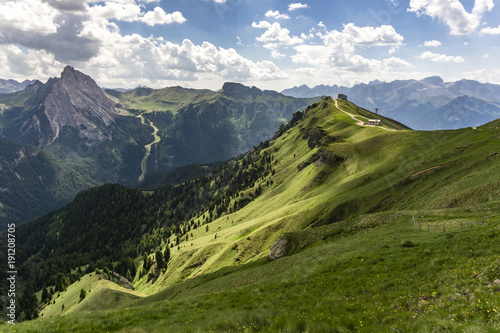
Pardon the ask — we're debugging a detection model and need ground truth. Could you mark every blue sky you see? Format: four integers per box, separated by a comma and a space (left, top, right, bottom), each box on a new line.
0, 0, 499, 91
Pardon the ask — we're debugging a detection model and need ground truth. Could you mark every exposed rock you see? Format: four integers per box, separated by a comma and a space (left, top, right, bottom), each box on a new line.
14, 66, 120, 147
269, 235, 290, 261
110, 272, 135, 290
304, 128, 325, 149
313, 148, 343, 168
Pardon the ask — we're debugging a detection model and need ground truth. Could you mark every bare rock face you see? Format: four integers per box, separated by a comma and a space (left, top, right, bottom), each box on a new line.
19, 66, 120, 147
269, 235, 290, 261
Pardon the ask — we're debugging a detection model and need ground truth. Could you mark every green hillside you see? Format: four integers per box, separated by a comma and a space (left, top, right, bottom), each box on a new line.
4, 97, 500, 332
108, 86, 215, 114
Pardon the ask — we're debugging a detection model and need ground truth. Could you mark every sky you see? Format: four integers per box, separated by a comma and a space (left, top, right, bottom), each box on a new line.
0, 0, 499, 91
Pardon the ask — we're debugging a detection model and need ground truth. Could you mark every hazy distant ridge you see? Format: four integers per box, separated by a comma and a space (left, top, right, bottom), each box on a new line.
282, 77, 500, 130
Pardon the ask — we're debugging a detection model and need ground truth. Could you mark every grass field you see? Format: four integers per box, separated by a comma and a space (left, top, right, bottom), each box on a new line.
4, 98, 500, 332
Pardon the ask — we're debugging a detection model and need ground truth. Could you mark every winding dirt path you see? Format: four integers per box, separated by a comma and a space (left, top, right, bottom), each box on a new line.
137, 113, 161, 182
334, 99, 395, 131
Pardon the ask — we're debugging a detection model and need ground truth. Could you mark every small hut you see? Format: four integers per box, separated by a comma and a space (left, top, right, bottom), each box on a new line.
338, 94, 347, 101
367, 119, 382, 126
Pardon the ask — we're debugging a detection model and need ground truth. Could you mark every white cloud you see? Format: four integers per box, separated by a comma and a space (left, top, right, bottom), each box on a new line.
424, 40, 442, 47
0, 0, 59, 34
271, 49, 286, 59
288, 3, 309, 11
389, 47, 397, 54
89, 2, 185, 26
417, 51, 465, 63
291, 45, 330, 65
265, 10, 290, 20
0, 45, 63, 80
0, 0, 283, 88
483, 54, 489, 58
291, 23, 405, 73
252, 21, 272, 29
336, 23, 404, 46
481, 25, 500, 34
408, 0, 494, 35
383, 57, 413, 68
89, 2, 143, 22
253, 22, 303, 49
142, 8, 186, 26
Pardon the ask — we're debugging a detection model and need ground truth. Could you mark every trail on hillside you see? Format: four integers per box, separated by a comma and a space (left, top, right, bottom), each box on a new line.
334, 100, 395, 131
137, 113, 161, 182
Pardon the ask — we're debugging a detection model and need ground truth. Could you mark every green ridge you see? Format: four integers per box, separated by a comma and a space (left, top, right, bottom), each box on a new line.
5, 97, 500, 332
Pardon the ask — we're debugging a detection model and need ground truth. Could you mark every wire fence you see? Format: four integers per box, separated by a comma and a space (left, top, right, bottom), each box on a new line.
412, 213, 500, 233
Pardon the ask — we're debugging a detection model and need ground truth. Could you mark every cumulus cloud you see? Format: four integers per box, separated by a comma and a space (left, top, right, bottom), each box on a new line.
418, 51, 465, 63
481, 25, 500, 34
0, 0, 283, 87
288, 3, 309, 11
0, 9, 101, 63
252, 21, 272, 29
408, 0, 494, 35
336, 23, 404, 46
0, 0, 59, 34
292, 23, 405, 72
43, 0, 87, 11
253, 21, 303, 49
424, 40, 442, 47
383, 57, 413, 68
0, 45, 64, 80
142, 8, 186, 25
271, 50, 286, 59
265, 10, 290, 20
89, 2, 186, 25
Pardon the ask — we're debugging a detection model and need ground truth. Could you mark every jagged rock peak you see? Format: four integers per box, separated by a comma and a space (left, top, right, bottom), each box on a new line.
221, 82, 262, 99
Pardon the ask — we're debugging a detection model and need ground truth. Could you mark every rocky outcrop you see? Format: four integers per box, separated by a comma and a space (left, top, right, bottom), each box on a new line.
269, 235, 290, 261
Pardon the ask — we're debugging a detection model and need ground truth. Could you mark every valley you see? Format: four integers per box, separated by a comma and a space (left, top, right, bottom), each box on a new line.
136, 113, 161, 182
4, 97, 500, 332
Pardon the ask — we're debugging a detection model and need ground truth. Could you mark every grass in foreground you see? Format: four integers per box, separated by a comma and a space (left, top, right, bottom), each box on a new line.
4, 207, 500, 332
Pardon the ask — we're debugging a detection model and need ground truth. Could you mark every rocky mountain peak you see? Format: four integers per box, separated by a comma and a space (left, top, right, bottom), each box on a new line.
14, 66, 120, 148
221, 82, 263, 99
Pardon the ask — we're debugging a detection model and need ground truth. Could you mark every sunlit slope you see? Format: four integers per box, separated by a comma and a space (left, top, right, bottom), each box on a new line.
110, 86, 215, 113
6, 97, 500, 332
39, 273, 146, 318
137, 97, 500, 294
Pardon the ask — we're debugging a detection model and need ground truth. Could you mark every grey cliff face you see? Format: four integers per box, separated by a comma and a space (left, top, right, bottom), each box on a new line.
23, 66, 119, 147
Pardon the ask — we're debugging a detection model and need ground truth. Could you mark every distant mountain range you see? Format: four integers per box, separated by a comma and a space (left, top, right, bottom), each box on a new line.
281, 77, 500, 130
0, 78, 36, 94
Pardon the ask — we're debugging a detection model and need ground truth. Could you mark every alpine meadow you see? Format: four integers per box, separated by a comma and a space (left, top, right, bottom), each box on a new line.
2, 0, 500, 332
2, 95, 500, 332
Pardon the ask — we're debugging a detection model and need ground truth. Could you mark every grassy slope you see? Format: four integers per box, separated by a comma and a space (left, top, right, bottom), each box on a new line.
38, 273, 146, 318
116, 87, 215, 114
5, 98, 500, 332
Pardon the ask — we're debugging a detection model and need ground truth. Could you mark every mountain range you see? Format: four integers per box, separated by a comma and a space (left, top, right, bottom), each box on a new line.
4, 97, 500, 331
0, 66, 317, 226
0, 78, 35, 94
282, 77, 500, 130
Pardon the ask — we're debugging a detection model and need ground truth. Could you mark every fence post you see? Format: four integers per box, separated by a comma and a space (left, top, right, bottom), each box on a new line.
443, 225, 445, 233
428, 224, 430, 232
461, 223, 463, 230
